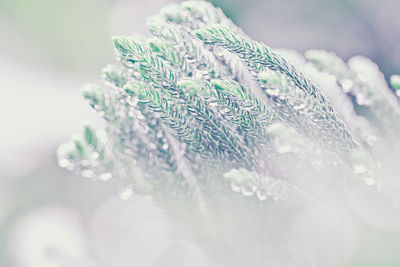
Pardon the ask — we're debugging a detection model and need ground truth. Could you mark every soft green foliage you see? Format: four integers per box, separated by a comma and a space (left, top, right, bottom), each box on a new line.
196, 24, 358, 154
58, 0, 400, 203
305, 50, 400, 138
391, 75, 400, 91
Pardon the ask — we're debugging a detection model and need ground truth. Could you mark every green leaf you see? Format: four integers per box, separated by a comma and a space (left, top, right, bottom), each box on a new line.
84, 125, 98, 150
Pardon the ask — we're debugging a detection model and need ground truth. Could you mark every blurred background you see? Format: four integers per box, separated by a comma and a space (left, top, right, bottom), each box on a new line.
0, 0, 399, 266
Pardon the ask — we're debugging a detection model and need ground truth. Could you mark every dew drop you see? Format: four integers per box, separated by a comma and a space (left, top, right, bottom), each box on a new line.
256, 188, 268, 201
340, 79, 354, 93
97, 130, 108, 143
99, 172, 113, 181
162, 144, 169, 150
127, 96, 139, 106
131, 159, 137, 166
241, 183, 256, 197
213, 46, 225, 58
80, 159, 90, 168
293, 103, 306, 111
265, 88, 280, 97
355, 94, 371, 106
58, 159, 70, 168
230, 180, 241, 193
124, 148, 134, 156
120, 187, 133, 200
364, 177, 376, 186
91, 152, 100, 160
82, 169, 94, 178
149, 143, 157, 150
270, 192, 281, 201
365, 135, 377, 146
353, 164, 367, 175
275, 143, 292, 154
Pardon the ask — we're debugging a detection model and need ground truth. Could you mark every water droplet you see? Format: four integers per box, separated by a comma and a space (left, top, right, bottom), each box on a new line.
265, 88, 280, 97
270, 192, 281, 201
120, 187, 133, 200
149, 143, 157, 150
340, 79, 354, 93
241, 183, 256, 197
133, 71, 141, 79
230, 180, 241, 193
256, 188, 268, 201
364, 177, 375, 186
353, 164, 367, 175
91, 152, 100, 160
97, 130, 108, 143
275, 143, 292, 154
131, 159, 137, 167
80, 159, 90, 168
213, 46, 225, 58
127, 96, 138, 106
194, 71, 203, 80
355, 93, 371, 106
82, 169, 94, 178
99, 172, 112, 181
58, 159, 70, 168
293, 103, 306, 111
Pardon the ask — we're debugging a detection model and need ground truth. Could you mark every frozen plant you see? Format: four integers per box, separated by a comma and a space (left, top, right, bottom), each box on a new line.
58, 1, 400, 266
